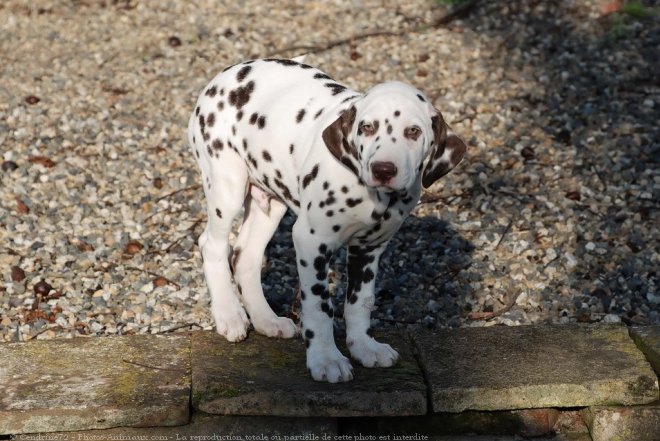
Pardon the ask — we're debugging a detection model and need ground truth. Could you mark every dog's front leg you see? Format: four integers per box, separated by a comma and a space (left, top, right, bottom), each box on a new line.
344, 241, 399, 368
293, 220, 353, 383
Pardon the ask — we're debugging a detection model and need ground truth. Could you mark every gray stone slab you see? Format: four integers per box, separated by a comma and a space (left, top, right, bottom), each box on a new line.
584, 405, 660, 441
44, 412, 337, 438
342, 408, 589, 438
192, 331, 426, 417
630, 325, 660, 376
0, 334, 190, 435
412, 325, 659, 412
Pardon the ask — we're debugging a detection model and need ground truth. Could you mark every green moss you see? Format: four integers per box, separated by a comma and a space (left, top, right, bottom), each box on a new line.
108, 368, 143, 406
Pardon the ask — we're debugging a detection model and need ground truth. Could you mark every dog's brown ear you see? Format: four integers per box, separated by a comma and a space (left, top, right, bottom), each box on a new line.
322, 106, 357, 161
422, 114, 466, 189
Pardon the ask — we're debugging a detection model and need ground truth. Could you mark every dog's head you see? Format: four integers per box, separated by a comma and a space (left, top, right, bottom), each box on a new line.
322, 81, 466, 191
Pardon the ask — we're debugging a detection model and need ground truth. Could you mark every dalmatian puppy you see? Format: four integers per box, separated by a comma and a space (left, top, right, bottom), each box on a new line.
188, 58, 466, 382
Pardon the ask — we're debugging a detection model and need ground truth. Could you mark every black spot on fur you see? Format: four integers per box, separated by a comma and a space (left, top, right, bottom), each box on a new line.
346, 198, 363, 207
215, 208, 222, 218
305, 329, 315, 339
326, 210, 334, 217
289, 144, 295, 155
212, 139, 224, 150
341, 186, 349, 193
321, 302, 334, 317
300, 259, 308, 267
311, 284, 325, 296
257, 115, 266, 129
296, 108, 306, 123
262, 150, 272, 162
217, 101, 225, 111
341, 95, 360, 103
394, 110, 400, 117
249, 112, 258, 124
205, 86, 217, 97
346, 245, 377, 304
302, 164, 319, 189
332, 225, 340, 232
236, 65, 252, 82
228, 80, 255, 109
314, 109, 324, 119
236, 111, 243, 121
325, 82, 347, 95
273, 178, 294, 203
416, 94, 426, 102
314, 73, 332, 80
264, 58, 301, 67
195, 106, 200, 116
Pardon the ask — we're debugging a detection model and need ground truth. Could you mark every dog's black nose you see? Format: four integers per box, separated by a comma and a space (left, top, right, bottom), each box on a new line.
371, 161, 398, 182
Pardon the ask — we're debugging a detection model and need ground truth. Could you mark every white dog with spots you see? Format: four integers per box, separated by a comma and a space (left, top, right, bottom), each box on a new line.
188, 58, 466, 382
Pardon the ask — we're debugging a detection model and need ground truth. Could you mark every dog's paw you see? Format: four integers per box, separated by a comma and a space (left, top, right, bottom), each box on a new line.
212, 305, 250, 342
307, 346, 354, 383
252, 315, 299, 339
348, 336, 399, 368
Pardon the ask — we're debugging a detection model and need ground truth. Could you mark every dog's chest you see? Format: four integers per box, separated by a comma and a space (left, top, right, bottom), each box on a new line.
300, 178, 419, 245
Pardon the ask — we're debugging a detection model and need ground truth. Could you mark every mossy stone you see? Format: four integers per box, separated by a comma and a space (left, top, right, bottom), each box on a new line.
412, 325, 659, 412
191, 331, 426, 416
0, 334, 191, 435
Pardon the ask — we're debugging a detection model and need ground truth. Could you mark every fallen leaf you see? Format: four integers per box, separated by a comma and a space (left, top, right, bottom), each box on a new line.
15, 197, 29, 214
468, 311, 495, 320
28, 156, 56, 168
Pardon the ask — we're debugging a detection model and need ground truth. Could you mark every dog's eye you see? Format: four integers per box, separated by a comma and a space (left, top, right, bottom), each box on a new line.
404, 126, 422, 140
359, 123, 376, 136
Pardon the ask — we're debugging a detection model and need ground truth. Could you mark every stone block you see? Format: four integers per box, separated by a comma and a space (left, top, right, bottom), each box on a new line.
630, 326, 660, 376
412, 325, 658, 412
341, 408, 589, 438
0, 334, 190, 434
584, 405, 660, 441
192, 331, 426, 417
42, 411, 337, 438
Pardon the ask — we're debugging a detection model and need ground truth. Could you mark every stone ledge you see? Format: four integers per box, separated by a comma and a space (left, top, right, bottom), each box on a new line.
1, 325, 658, 437
192, 331, 427, 417
0, 334, 190, 435
412, 324, 659, 412
630, 326, 660, 377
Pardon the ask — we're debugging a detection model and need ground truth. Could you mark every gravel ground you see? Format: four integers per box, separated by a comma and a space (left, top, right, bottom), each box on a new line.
1, 0, 658, 342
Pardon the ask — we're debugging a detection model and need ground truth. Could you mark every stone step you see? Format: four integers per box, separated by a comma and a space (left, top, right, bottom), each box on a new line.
630, 325, 660, 376
0, 334, 190, 435
412, 325, 659, 413
192, 331, 427, 417
342, 408, 590, 438
41, 412, 338, 438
